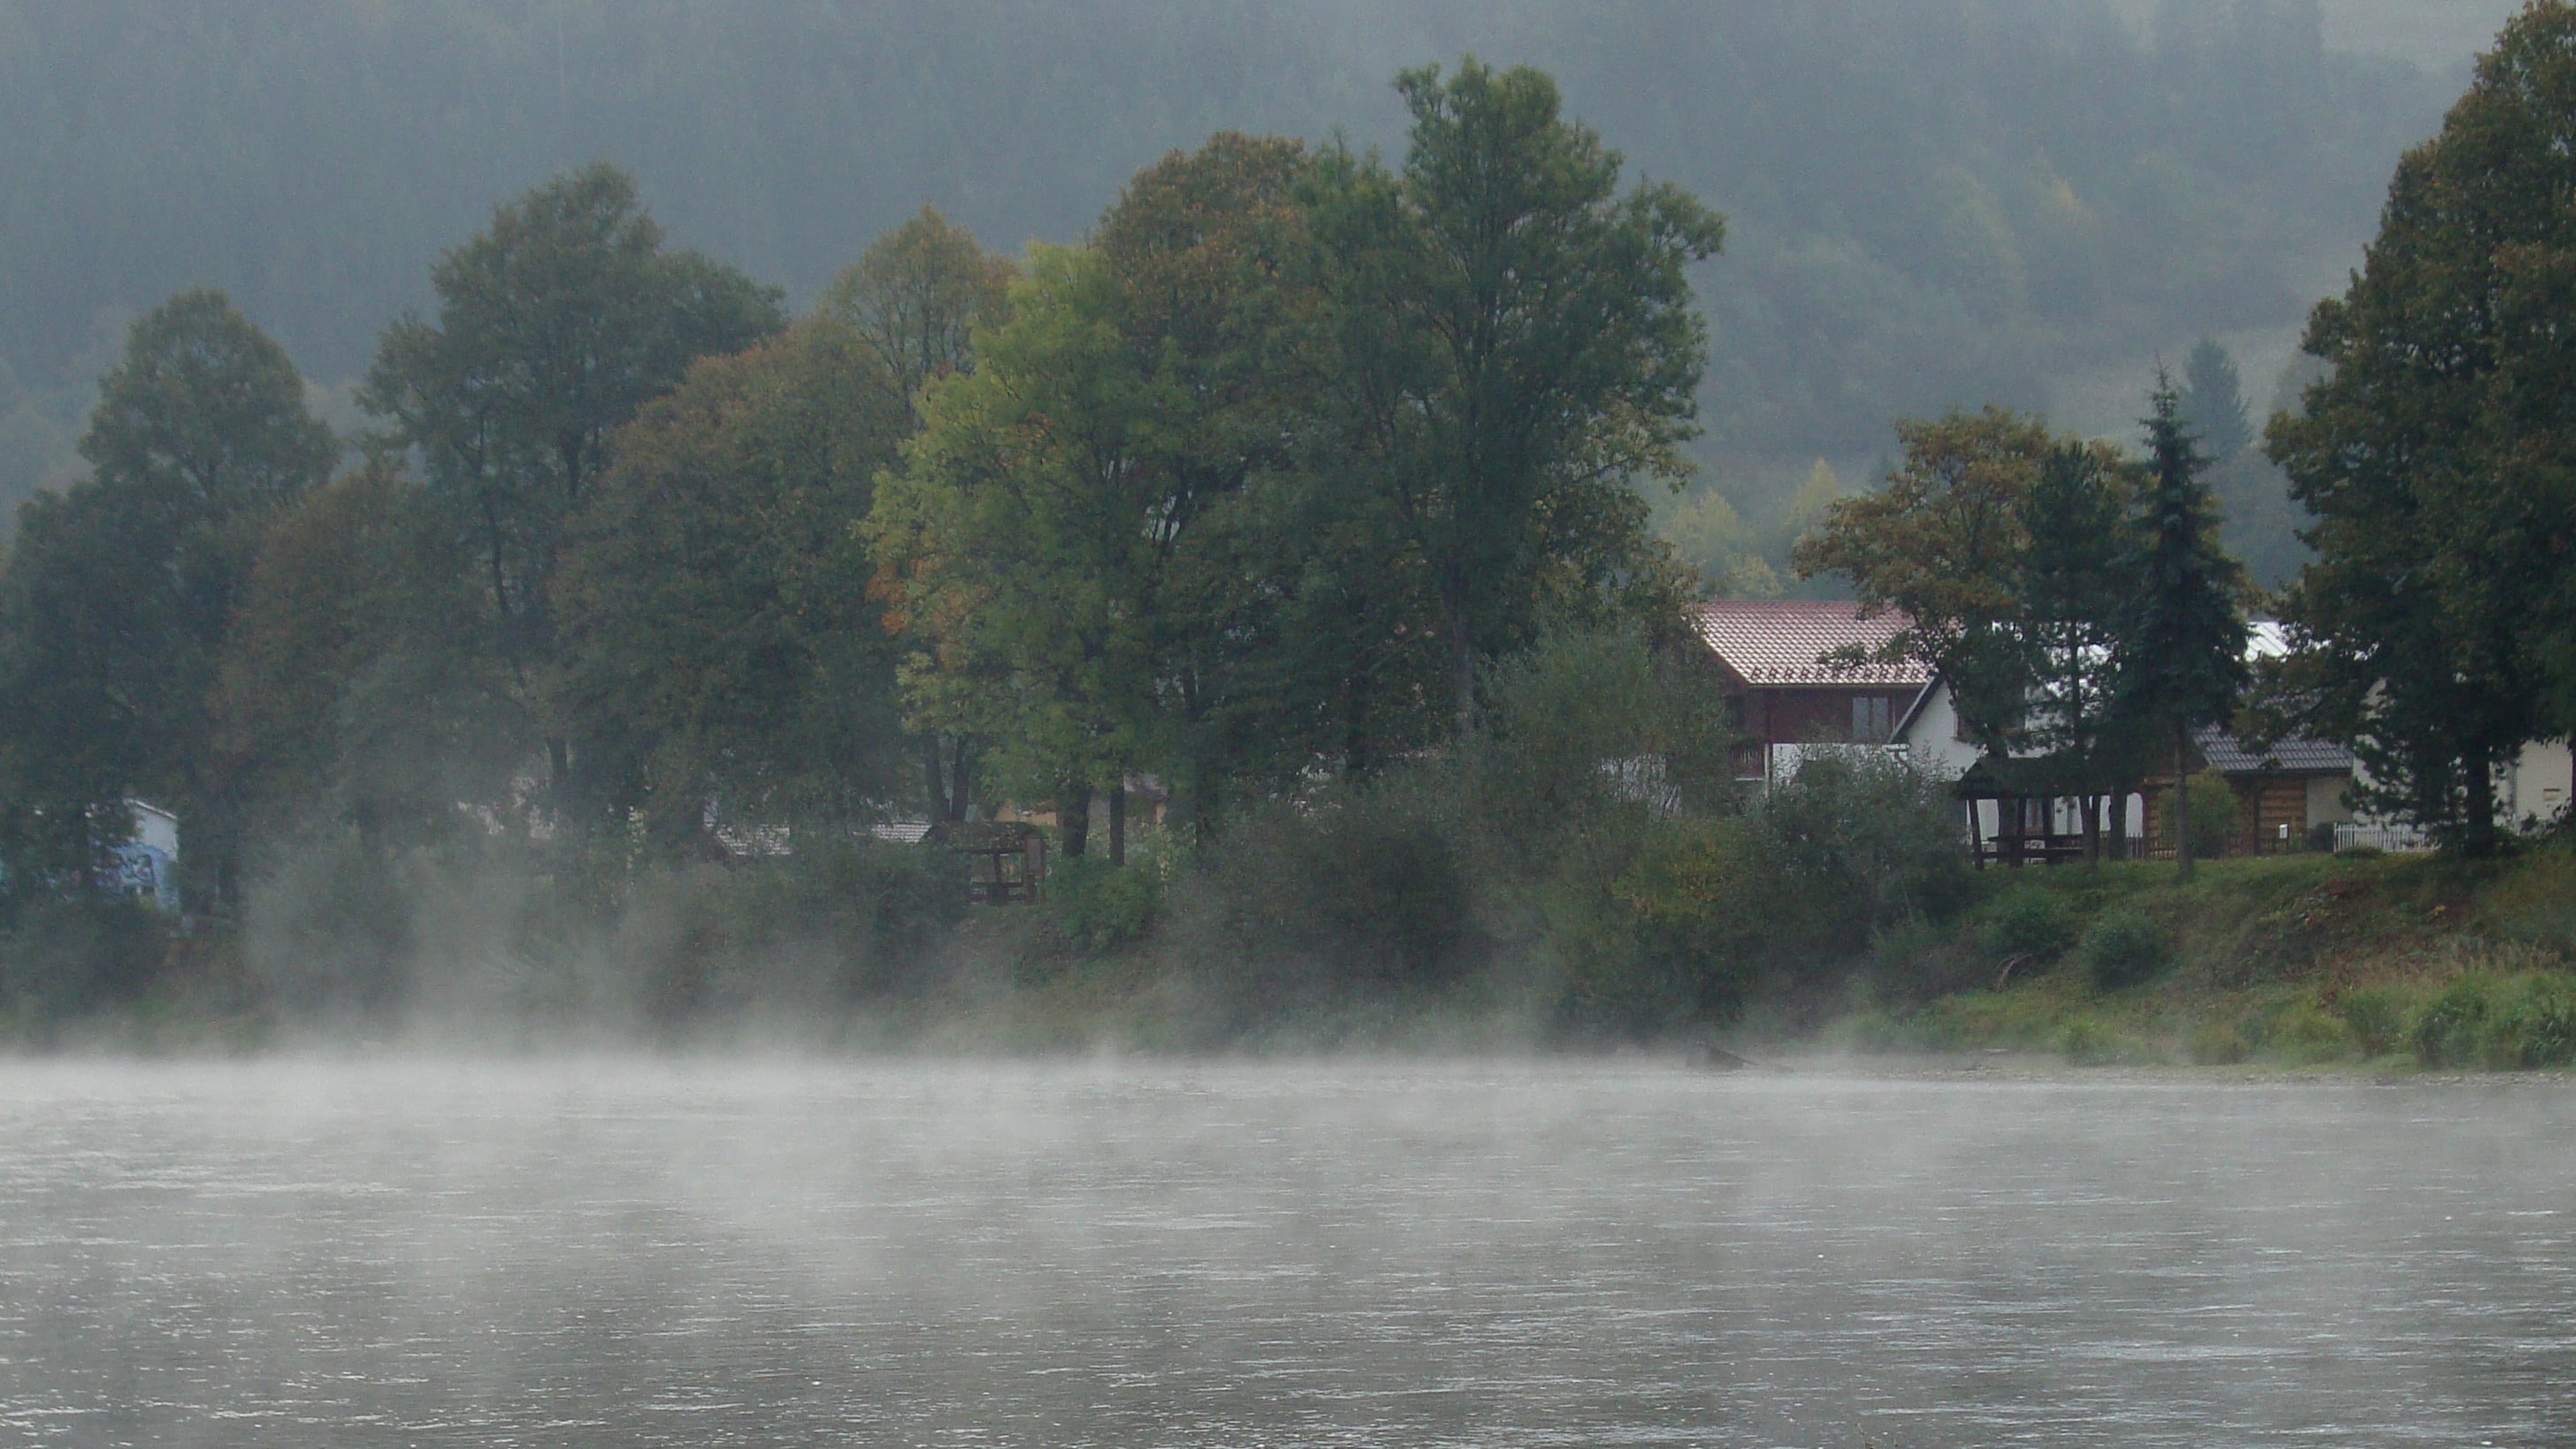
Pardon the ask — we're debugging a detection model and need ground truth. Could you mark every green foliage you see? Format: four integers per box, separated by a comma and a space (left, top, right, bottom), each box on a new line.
1758, 751, 1972, 938
2183, 769, 2239, 859
1184, 790, 1481, 991
2409, 973, 2493, 1067
2078, 908, 2171, 990
0, 897, 166, 1024
2488, 973, 2576, 1069
2262, 4, 2576, 855
0, 289, 333, 902
1792, 407, 2057, 752
1980, 888, 2078, 964
2177, 338, 2253, 463
360, 164, 785, 818
2188, 1018, 2252, 1065
2121, 374, 2250, 879
2332, 984, 2413, 1057
1036, 855, 1165, 959
553, 317, 912, 851
1297, 57, 1723, 730
2055, 1012, 2128, 1065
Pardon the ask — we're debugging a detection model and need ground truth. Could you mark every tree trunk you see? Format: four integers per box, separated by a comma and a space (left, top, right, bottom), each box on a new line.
949, 738, 974, 822
548, 736, 572, 824
2082, 792, 2100, 868
2173, 724, 2195, 881
1061, 784, 1092, 859
1108, 780, 1126, 867
921, 737, 950, 821
1444, 604, 1476, 740
2108, 782, 2129, 863
2463, 751, 2498, 859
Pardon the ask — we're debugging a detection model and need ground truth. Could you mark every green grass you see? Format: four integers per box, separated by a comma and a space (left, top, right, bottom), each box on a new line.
1817, 848, 2576, 1071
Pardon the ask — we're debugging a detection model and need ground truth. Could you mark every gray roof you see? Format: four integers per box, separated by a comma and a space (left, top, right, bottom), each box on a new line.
2193, 726, 2352, 775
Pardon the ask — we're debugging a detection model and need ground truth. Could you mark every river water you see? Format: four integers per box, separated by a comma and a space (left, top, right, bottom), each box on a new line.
1, 1059, 2569, 1447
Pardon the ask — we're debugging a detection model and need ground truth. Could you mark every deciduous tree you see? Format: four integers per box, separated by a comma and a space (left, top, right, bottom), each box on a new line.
359, 164, 785, 813
1295, 58, 1723, 734
0, 289, 333, 904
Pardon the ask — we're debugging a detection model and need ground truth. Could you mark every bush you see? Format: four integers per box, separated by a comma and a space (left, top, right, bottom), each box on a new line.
2057, 1013, 2126, 1065
1034, 853, 1163, 958
1595, 814, 1794, 1030
2079, 910, 2171, 990
2183, 769, 2239, 857
2489, 972, 2576, 1068
2409, 973, 2493, 1067
1979, 889, 2078, 965
0, 897, 168, 1024
2188, 1018, 2252, 1065
2258, 1002, 2352, 1064
1760, 751, 1970, 943
2331, 984, 2413, 1057
1186, 793, 1482, 991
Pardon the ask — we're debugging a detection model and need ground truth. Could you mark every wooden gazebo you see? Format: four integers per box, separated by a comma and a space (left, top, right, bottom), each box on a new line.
1954, 753, 2133, 867
930, 820, 1049, 905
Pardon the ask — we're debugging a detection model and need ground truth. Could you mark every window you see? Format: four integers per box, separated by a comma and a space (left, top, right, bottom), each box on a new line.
1852, 694, 1890, 743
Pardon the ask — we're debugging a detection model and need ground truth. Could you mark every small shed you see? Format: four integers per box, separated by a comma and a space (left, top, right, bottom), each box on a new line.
2137, 729, 2355, 857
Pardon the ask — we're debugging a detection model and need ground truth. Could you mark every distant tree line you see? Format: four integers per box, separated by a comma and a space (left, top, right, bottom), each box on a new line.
0, 60, 1718, 918
0, 0, 2460, 582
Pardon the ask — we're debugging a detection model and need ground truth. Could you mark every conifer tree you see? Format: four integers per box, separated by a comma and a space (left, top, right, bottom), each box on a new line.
2119, 375, 2248, 879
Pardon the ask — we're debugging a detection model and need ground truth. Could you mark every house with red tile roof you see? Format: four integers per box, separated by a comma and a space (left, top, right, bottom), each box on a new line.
1685, 600, 1935, 785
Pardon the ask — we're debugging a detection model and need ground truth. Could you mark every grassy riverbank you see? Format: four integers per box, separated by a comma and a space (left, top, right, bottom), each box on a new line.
1805, 849, 2576, 1070
9, 836, 2575, 1071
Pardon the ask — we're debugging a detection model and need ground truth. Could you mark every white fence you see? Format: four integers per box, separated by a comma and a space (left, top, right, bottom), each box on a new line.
2332, 821, 2432, 854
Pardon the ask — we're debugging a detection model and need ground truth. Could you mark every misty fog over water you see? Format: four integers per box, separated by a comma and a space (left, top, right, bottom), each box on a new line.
3, 1059, 2570, 1446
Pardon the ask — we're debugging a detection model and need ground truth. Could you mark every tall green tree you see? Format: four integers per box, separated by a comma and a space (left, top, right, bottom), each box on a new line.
818, 205, 1016, 822
870, 246, 1168, 859
0, 288, 334, 904
2121, 376, 2249, 879
2018, 439, 2140, 857
1295, 58, 1724, 734
552, 317, 910, 856
2265, 3, 2573, 853
1792, 407, 2058, 755
359, 163, 785, 812
2177, 337, 2253, 462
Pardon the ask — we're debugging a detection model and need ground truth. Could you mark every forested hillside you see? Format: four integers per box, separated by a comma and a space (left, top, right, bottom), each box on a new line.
0, 0, 2477, 554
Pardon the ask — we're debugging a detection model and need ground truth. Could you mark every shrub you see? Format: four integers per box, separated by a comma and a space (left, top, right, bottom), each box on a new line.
2183, 769, 2239, 858
2259, 1002, 2353, 1065
1034, 853, 1163, 958
2079, 910, 2171, 990
1599, 814, 1794, 1030
1980, 889, 2078, 965
1186, 793, 1481, 991
2409, 973, 2494, 1067
2489, 972, 2576, 1068
1760, 751, 1971, 943
2057, 1013, 2125, 1065
2188, 1018, 2252, 1064
0, 897, 168, 1023
2476, 853, 2576, 957
2331, 984, 2413, 1057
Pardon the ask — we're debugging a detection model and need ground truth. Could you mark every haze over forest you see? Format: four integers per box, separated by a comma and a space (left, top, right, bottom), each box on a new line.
0, 0, 2522, 574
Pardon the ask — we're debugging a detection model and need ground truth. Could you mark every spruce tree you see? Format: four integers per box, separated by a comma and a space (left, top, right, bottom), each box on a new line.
2119, 374, 2249, 879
